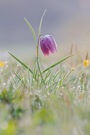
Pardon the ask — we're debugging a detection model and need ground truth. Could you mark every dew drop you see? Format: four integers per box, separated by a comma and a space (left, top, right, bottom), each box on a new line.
3, 82, 6, 86
6, 64, 8, 68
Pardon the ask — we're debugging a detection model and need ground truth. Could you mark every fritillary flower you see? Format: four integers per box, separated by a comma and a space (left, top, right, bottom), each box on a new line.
39, 34, 57, 56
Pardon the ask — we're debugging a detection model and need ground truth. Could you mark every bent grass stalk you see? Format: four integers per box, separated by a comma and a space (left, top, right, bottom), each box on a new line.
24, 17, 36, 43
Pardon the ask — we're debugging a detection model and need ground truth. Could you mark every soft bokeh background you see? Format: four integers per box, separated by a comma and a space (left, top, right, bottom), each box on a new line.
0, 0, 90, 59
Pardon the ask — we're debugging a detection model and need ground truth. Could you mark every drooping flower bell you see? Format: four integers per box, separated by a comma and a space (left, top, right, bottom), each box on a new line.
39, 34, 57, 56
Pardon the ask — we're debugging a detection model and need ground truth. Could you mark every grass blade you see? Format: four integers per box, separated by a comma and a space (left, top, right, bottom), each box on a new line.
13, 72, 28, 89
42, 54, 75, 74
9, 52, 33, 74
24, 17, 36, 42
38, 9, 47, 36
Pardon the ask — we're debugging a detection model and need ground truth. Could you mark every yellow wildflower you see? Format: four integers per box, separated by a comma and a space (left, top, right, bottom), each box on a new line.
83, 60, 90, 67
0, 61, 5, 67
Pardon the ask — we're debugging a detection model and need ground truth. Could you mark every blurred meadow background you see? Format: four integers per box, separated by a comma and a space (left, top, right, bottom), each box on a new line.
1, 0, 90, 59
1, 0, 90, 135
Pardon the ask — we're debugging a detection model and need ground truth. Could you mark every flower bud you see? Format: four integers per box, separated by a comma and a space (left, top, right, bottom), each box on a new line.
39, 35, 57, 56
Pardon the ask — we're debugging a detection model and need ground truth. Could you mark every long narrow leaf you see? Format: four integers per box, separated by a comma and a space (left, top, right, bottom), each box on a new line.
9, 52, 33, 74
42, 54, 75, 74
24, 17, 36, 42
38, 9, 47, 36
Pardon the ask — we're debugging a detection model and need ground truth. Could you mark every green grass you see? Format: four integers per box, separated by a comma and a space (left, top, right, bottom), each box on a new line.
0, 53, 90, 135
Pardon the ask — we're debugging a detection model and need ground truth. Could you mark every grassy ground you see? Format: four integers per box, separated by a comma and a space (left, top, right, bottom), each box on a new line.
0, 48, 90, 135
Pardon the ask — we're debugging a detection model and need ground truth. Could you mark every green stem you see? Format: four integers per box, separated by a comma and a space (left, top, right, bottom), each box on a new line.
36, 37, 45, 85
